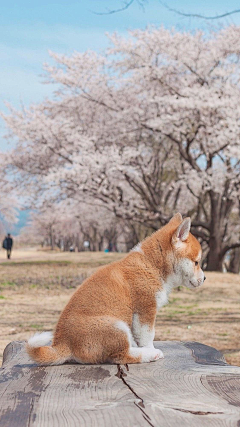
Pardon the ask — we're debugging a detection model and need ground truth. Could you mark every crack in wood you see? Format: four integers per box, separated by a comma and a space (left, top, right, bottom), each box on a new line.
116, 365, 156, 427
27, 398, 34, 427
172, 407, 224, 416
134, 402, 156, 427
116, 364, 225, 424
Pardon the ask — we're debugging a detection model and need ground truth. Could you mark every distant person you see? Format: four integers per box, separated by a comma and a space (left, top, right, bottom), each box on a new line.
2, 233, 13, 259
108, 242, 113, 252
83, 241, 90, 251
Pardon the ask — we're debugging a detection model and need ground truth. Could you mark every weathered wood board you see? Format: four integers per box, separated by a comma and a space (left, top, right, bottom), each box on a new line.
0, 341, 240, 427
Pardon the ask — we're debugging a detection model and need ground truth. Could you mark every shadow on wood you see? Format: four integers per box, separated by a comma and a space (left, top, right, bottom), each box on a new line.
0, 341, 240, 426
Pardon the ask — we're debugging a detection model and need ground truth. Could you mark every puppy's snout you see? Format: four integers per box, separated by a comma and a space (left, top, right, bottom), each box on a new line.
204, 276, 206, 281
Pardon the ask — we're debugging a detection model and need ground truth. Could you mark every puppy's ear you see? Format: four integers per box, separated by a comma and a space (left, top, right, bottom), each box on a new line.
168, 213, 183, 226
172, 217, 191, 246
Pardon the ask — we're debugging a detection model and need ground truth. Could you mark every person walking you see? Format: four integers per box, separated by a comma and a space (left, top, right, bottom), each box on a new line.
2, 233, 13, 259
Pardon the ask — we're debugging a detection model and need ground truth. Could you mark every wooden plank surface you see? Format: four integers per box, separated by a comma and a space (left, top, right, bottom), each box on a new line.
0, 341, 240, 427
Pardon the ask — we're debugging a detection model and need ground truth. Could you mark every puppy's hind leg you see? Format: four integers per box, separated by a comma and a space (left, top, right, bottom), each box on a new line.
69, 316, 163, 364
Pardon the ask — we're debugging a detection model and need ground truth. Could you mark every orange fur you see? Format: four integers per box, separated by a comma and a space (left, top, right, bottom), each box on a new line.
26, 213, 204, 365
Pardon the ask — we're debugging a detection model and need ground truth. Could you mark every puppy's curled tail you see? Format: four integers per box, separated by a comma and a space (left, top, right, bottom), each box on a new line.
26, 332, 70, 365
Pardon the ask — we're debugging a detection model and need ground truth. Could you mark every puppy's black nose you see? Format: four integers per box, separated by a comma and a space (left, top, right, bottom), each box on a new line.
204, 276, 206, 281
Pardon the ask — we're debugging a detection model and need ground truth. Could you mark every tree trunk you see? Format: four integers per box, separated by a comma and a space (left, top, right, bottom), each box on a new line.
228, 248, 240, 274
206, 246, 223, 272
205, 191, 224, 272
98, 236, 104, 251
50, 226, 54, 251
125, 239, 138, 252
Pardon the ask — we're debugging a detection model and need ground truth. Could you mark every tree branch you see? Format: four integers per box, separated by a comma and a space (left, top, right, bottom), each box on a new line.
191, 221, 210, 231
191, 229, 209, 242
91, 0, 136, 15
160, 1, 240, 20
221, 242, 240, 258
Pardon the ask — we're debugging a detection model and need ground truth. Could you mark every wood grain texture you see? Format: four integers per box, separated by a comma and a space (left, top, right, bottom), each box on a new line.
0, 341, 240, 427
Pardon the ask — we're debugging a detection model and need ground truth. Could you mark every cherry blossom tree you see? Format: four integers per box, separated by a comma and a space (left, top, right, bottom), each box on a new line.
2, 25, 240, 271
21, 200, 128, 252
110, 25, 240, 271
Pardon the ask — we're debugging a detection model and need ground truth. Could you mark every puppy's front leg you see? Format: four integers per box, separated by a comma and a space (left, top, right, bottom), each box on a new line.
132, 312, 155, 348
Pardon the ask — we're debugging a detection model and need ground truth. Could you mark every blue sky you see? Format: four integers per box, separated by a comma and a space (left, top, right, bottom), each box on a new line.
1, 0, 240, 152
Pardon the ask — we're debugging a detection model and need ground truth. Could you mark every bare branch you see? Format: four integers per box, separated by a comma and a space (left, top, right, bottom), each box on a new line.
191, 229, 209, 242
91, 0, 136, 15
160, 1, 240, 20
221, 242, 240, 258
191, 221, 210, 232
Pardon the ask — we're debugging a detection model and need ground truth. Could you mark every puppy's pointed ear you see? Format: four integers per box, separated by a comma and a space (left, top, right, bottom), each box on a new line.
172, 217, 191, 246
168, 213, 182, 226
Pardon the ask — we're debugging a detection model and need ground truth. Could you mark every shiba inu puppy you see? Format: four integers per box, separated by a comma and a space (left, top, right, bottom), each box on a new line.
27, 213, 205, 365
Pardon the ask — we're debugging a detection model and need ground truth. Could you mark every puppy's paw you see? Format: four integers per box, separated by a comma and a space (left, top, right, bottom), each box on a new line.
140, 348, 164, 362
152, 349, 164, 361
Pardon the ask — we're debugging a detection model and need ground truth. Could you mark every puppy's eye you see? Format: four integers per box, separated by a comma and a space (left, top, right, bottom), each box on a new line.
195, 261, 199, 266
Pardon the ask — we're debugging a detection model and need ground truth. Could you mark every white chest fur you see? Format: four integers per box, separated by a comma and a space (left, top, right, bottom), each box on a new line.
155, 279, 176, 310
155, 288, 169, 310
